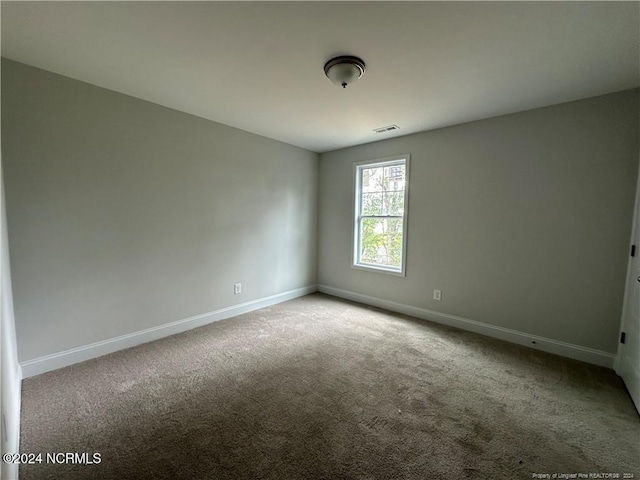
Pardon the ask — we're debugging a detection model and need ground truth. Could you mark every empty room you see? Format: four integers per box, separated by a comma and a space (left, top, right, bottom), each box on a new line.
1, 2, 639, 479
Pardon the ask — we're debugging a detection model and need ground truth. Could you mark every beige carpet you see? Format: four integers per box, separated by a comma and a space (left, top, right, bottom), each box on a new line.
19, 293, 639, 479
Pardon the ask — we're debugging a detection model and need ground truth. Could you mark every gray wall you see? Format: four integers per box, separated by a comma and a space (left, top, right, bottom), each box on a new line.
3, 56, 637, 363
318, 89, 639, 354
2, 59, 318, 362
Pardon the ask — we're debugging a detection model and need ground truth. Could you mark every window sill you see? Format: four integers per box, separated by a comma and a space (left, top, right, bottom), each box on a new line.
351, 263, 406, 277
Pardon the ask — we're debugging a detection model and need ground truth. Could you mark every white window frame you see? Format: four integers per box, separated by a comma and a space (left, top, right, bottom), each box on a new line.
352, 154, 410, 276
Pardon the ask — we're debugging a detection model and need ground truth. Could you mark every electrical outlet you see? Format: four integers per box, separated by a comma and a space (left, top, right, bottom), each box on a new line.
433, 289, 441, 301
234, 283, 242, 295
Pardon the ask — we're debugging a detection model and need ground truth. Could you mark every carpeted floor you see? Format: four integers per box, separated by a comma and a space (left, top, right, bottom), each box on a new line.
19, 293, 639, 479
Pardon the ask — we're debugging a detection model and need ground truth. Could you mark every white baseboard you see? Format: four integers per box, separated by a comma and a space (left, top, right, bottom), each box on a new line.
20, 285, 317, 378
20, 284, 615, 378
318, 285, 615, 368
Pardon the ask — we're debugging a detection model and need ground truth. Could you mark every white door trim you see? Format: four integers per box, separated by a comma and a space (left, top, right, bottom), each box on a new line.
614, 152, 640, 414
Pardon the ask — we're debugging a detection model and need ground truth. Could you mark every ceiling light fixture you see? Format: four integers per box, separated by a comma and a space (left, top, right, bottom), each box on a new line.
324, 55, 366, 89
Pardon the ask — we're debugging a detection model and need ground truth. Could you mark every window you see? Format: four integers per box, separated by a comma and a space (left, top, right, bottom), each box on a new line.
353, 155, 410, 275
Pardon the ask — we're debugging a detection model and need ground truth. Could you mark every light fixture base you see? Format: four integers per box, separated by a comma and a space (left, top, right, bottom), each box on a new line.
324, 55, 366, 88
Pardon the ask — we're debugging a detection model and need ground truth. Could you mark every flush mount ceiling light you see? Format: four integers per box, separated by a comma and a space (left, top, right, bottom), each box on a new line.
324, 56, 366, 89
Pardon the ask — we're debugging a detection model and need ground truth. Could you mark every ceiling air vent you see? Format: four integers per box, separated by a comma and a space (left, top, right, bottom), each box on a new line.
373, 124, 400, 134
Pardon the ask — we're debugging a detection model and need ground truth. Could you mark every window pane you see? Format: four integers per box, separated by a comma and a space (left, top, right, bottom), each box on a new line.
362, 192, 383, 215
362, 166, 383, 193
360, 164, 405, 216
383, 190, 404, 216
360, 218, 403, 268
386, 165, 405, 183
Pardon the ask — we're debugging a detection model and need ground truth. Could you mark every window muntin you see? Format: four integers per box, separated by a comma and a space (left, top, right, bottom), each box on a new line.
353, 156, 409, 275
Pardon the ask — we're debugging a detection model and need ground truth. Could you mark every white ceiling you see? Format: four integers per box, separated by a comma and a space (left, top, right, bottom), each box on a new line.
2, 2, 639, 153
